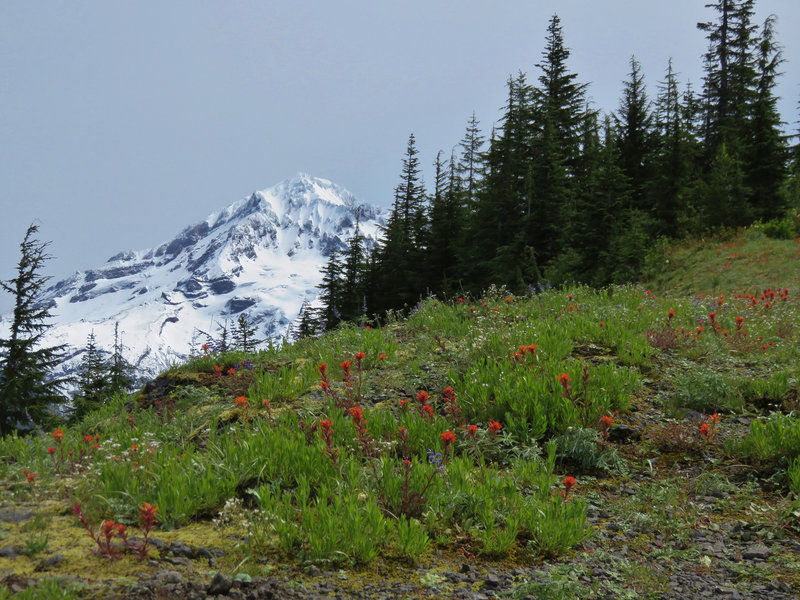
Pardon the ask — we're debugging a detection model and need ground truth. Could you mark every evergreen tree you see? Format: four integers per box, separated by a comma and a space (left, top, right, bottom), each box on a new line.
215, 318, 231, 353
536, 14, 588, 173
427, 151, 463, 294
341, 214, 365, 321
71, 331, 110, 423
294, 300, 317, 340
532, 14, 589, 268
697, 142, 752, 228
0, 224, 66, 434
457, 112, 485, 207
372, 134, 428, 311
649, 59, 699, 237
232, 314, 260, 353
746, 14, 788, 221
107, 322, 135, 396
316, 249, 344, 330
614, 55, 656, 214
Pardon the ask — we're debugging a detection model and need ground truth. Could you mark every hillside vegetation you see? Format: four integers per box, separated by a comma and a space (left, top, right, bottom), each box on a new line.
1, 229, 800, 599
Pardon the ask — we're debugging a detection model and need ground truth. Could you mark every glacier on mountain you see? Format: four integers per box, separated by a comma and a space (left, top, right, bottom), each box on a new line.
1, 174, 386, 381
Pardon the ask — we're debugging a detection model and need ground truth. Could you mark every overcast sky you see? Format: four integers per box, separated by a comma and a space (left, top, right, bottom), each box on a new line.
2, 1, 799, 311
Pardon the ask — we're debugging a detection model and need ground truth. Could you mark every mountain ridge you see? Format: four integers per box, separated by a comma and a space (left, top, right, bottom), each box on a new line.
1, 173, 386, 381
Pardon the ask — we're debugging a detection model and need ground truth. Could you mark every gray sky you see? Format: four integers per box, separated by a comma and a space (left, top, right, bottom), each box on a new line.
2, 1, 799, 312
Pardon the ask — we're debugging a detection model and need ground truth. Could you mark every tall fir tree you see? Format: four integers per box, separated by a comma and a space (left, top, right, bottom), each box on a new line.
0, 224, 66, 434
71, 331, 110, 424
316, 249, 344, 331
649, 59, 700, 237
107, 322, 135, 396
340, 214, 365, 321
373, 134, 428, 311
457, 112, 485, 208
427, 151, 463, 294
531, 15, 589, 268
614, 56, 656, 214
746, 14, 788, 221
232, 314, 260, 353
469, 73, 536, 290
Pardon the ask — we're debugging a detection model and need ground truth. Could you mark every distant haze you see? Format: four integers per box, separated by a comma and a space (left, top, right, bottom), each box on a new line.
2, 1, 799, 312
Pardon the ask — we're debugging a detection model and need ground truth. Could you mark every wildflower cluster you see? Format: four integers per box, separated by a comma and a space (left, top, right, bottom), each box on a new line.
72, 501, 159, 560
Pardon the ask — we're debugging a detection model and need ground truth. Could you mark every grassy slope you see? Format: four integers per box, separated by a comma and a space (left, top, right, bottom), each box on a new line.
1, 228, 800, 599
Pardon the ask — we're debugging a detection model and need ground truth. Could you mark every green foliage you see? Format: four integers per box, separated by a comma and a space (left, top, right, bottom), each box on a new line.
728, 412, 800, 464
0, 224, 66, 435
0, 579, 84, 600
552, 427, 626, 475
666, 368, 745, 413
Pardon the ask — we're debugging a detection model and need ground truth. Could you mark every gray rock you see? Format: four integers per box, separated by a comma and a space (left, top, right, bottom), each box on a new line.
37, 554, 65, 569
208, 571, 234, 596
155, 570, 183, 585
742, 543, 770, 560
0, 546, 19, 558
0, 509, 34, 524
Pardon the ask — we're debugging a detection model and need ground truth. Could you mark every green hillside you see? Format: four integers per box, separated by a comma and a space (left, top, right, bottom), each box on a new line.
1, 231, 800, 599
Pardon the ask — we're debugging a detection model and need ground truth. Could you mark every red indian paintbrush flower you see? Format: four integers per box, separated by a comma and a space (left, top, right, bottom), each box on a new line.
441, 431, 456, 446
562, 476, 576, 502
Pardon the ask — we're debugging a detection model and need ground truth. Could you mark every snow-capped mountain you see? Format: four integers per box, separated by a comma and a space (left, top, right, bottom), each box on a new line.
3, 174, 385, 380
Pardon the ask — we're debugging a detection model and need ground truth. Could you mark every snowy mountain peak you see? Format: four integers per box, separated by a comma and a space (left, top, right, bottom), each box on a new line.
2, 175, 386, 381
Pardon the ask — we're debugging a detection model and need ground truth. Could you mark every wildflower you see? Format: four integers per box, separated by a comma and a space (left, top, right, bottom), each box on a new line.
27, 472, 36, 483
600, 415, 614, 428
421, 404, 434, 420
699, 423, 712, 438
318, 363, 327, 376
399, 399, 409, 410
416, 390, 429, 405
668, 309, 675, 320
377, 353, 388, 360
556, 373, 571, 386
47, 447, 55, 454
466, 424, 479, 436
562, 476, 576, 502
708, 413, 721, 424
84, 434, 94, 444
234, 396, 247, 407
488, 419, 502, 435
735, 316, 744, 330
457, 297, 465, 304
201, 343, 210, 352
427, 449, 443, 469
599, 321, 604, 327
505, 297, 513, 303
227, 367, 236, 376
526, 344, 537, 354
441, 431, 456, 446
354, 351, 366, 367
139, 503, 158, 527
320, 418, 333, 432
131, 444, 139, 453
53, 429, 64, 442
341, 361, 351, 376
349, 406, 364, 421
